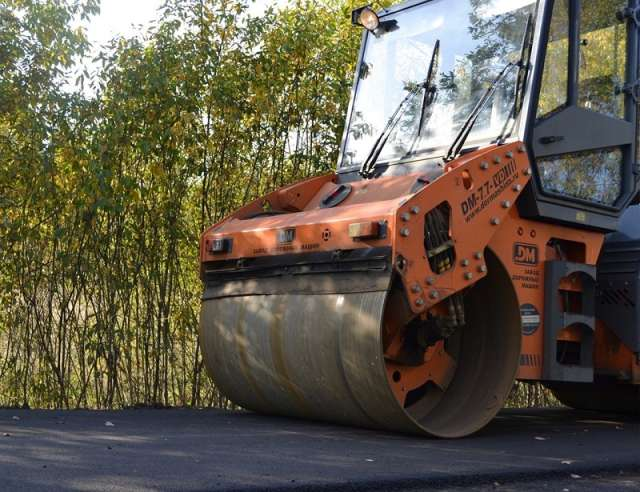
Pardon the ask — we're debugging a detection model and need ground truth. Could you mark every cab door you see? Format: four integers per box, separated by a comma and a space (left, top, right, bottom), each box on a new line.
524, 0, 639, 230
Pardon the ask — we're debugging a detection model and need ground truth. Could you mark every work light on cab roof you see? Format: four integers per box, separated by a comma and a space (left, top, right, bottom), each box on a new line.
351, 5, 380, 32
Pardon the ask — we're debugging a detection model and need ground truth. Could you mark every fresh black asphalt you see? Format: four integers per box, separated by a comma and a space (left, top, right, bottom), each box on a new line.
0, 407, 638, 491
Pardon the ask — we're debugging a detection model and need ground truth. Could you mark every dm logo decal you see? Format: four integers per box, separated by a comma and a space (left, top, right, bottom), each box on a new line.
277, 228, 296, 244
513, 243, 538, 266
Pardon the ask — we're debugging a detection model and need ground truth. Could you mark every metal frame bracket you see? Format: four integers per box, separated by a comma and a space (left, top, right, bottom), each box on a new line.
616, 79, 640, 104
617, 7, 640, 28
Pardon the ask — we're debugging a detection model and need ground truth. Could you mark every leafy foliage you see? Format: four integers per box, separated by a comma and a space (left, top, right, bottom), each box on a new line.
0, 0, 360, 408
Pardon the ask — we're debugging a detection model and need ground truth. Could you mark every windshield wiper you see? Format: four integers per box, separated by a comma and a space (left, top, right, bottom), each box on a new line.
359, 40, 441, 179
358, 83, 424, 179
444, 14, 533, 162
405, 40, 441, 156
417, 39, 440, 137
443, 62, 518, 163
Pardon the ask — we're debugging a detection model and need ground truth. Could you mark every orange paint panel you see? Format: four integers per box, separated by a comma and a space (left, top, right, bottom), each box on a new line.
391, 142, 533, 314
202, 203, 396, 260
488, 209, 605, 381
200, 172, 425, 263
385, 341, 456, 406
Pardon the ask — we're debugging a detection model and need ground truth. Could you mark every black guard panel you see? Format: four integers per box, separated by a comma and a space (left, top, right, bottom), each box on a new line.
597, 205, 640, 353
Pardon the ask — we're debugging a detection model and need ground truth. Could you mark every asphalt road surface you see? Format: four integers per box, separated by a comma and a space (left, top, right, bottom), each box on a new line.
0, 407, 638, 491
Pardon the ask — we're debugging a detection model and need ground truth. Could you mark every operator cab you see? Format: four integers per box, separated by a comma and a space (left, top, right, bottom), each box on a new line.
340, 0, 640, 231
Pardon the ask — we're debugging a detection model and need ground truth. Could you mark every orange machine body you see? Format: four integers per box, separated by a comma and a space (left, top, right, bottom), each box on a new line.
200, 141, 638, 387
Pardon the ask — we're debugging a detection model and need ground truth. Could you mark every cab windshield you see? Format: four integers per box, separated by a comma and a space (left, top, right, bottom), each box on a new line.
340, 0, 537, 170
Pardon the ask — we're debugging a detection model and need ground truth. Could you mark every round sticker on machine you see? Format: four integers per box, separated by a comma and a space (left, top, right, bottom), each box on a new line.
520, 304, 540, 336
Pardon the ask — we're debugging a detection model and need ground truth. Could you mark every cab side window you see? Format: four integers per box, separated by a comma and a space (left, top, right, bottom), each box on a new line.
537, 0, 570, 120
534, 0, 628, 207
538, 147, 622, 205
578, 0, 627, 118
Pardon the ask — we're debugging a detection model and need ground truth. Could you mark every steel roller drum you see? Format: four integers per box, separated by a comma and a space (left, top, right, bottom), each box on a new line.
200, 289, 419, 431
200, 253, 522, 437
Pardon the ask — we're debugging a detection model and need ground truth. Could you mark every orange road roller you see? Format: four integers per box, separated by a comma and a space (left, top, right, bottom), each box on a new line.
199, 0, 640, 437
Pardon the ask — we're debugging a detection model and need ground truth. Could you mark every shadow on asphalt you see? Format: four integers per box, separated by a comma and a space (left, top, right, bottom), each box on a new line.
0, 408, 638, 491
